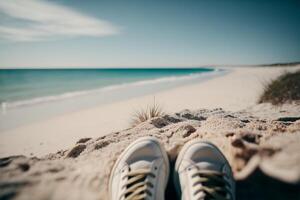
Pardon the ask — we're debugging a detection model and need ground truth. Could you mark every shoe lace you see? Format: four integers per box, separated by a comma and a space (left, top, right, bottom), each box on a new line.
120, 168, 155, 200
191, 169, 233, 200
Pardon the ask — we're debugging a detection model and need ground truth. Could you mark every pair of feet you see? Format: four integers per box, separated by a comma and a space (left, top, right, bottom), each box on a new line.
109, 137, 235, 200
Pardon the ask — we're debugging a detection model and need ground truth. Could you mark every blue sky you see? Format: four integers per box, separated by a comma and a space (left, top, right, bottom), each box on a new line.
0, 0, 299, 68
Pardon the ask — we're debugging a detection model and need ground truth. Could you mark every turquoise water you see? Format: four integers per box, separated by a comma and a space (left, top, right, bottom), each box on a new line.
0, 67, 227, 130
0, 68, 214, 108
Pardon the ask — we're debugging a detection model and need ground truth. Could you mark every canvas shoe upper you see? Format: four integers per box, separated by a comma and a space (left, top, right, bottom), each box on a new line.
109, 137, 169, 200
174, 140, 235, 200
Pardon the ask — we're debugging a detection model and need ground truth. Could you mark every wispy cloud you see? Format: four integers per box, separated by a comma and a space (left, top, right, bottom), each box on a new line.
0, 0, 119, 41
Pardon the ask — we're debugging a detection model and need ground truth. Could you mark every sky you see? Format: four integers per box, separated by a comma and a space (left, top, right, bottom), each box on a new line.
0, 0, 299, 68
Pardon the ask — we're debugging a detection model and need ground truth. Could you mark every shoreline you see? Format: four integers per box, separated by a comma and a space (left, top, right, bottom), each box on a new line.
0, 68, 224, 131
0, 68, 216, 110
0, 66, 299, 157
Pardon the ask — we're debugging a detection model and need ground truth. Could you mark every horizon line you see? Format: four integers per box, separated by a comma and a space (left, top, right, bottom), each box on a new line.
1, 61, 300, 69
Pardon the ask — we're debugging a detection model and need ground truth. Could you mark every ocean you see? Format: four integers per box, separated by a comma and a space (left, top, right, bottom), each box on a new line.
0, 68, 217, 108
0, 68, 225, 130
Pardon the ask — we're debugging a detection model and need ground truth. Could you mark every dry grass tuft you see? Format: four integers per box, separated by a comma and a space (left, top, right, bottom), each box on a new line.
258, 70, 300, 105
131, 100, 164, 127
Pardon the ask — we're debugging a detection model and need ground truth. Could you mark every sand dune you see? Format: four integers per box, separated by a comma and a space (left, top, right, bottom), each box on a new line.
0, 107, 300, 199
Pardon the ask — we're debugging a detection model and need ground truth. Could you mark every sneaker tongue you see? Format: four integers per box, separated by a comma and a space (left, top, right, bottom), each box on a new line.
130, 160, 152, 170
196, 161, 222, 172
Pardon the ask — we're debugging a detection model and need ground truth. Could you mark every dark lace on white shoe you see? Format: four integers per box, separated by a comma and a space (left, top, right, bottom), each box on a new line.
121, 167, 156, 200
189, 167, 233, 200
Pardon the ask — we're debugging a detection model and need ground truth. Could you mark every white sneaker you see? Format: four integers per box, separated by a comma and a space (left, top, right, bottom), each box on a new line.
174, 140, 235, 200
109, 137, 170, 200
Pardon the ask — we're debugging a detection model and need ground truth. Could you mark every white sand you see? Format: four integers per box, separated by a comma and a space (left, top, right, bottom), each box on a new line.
0, 66, 298, 157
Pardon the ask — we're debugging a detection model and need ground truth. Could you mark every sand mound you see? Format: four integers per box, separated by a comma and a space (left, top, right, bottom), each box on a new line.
1, 105, 300, 200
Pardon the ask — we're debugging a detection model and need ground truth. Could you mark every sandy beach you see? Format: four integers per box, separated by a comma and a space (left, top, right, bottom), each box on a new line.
0, 66, 299, 157
1, 65, 300, 200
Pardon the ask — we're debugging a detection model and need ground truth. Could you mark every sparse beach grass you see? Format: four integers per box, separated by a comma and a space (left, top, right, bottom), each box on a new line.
259, 70, 300, 105
130, 100, 164, 127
